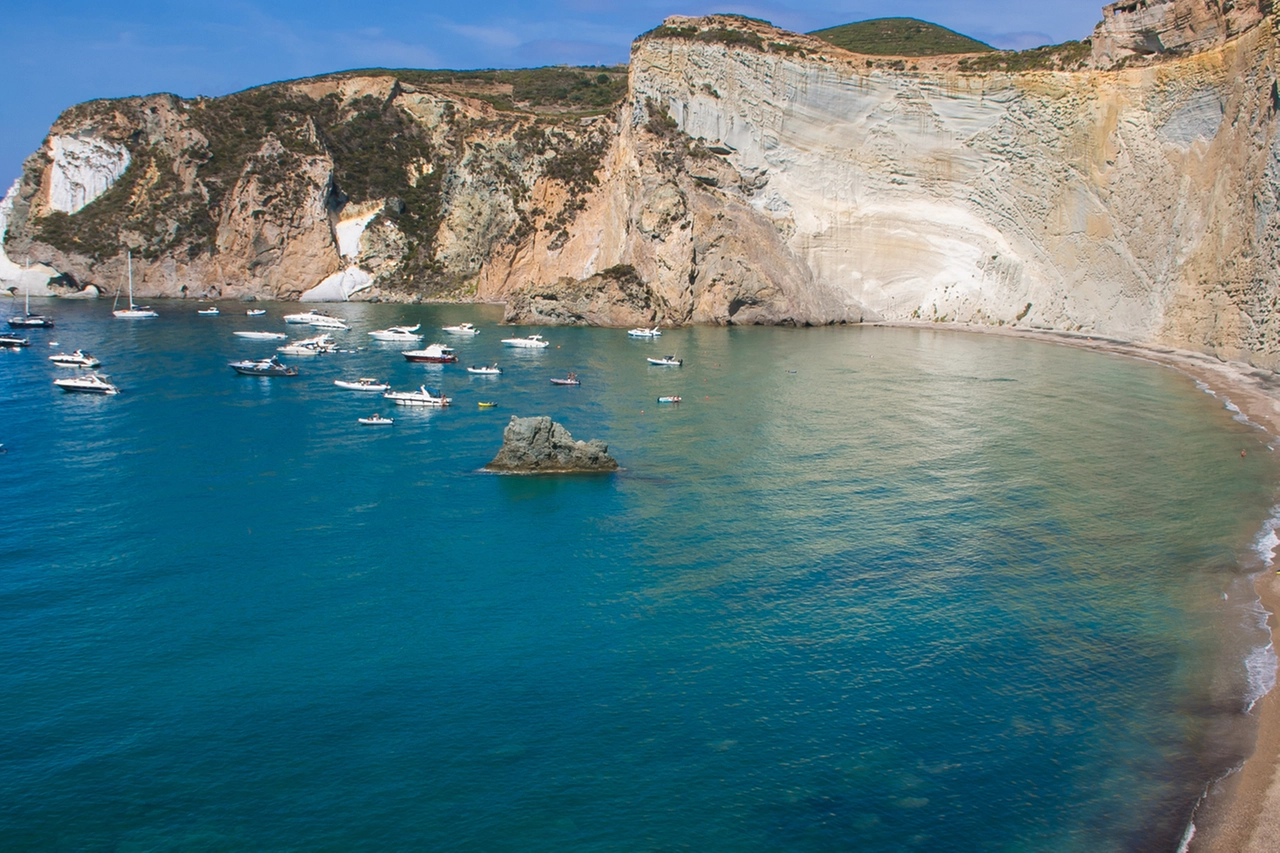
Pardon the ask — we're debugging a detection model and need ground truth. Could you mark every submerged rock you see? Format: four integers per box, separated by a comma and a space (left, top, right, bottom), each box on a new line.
485, 416, 618, 474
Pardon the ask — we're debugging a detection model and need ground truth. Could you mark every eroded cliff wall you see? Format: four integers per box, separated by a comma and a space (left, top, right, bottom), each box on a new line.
608, 13, 1280, 360
0, 70, 628, 303
5, 7, 1280, 365
486, 9, 1280, 360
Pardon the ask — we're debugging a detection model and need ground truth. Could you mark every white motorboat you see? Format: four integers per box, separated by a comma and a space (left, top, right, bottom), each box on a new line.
442, 322, 479, 336
550, 373, 580, 386
657, 396, 682, 404
628, 326, 661, 338
647, 356, 683, 366
369, 325, 423, 342
383, 385, 451, 407
246, 308, 267, 316
277, 333, 336, 355
234, 330, 287, 340
113, 251, 159, 319
403, 343, 458, 363
54, 372, 119, 394
0, 334, 30, 348
283, 309, 349, 329
335, 377, 390, 392
197, 305, 219, 316
229, 355, 298, 376
501, 334, 549, 348
49, 349, 100, 368
466, 364, 502, 375
358, 414, 394, 425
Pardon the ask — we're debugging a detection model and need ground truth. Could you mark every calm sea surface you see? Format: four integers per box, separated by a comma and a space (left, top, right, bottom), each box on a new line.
2, 300, 1278, 851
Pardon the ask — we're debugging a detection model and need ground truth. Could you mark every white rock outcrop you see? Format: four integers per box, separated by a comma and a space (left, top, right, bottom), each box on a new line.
335, 205, 381, 259
47, 136, 130, 214
300, 265, 373, 301
0, 179, 57, 295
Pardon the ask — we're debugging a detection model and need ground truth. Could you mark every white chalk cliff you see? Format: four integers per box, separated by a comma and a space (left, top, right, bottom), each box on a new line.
0, 180, 58, 295
488, 8, 1280, 362
47, 136, 130, 215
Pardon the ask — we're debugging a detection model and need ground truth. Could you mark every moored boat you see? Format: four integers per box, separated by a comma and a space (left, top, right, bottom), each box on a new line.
234, 330, 287, 340
501, 334, 549, 348
113, 251, 159, 319
402, 343, 458, 363
197, 305, 220, 316
477, 401, 497, 408
53, 372, 120, 394
442, 322, 479, 335
628, 326, 661, 338
0, 334, 30, 348
335, 377, 390, 392
657, 396, 682, 404
277, 333, 336, 355
358, 414, 394, 425
245, 308, 267, 317
369, 325, 423, 342
550, 372, 580, 386
383, 385, 451, 407
647, 356, 683, 366
229, 355, 299, 377
466, 364, 502, 375
283, 309, 349, 329
8, 288, 54, 329
49, 349, 101, 368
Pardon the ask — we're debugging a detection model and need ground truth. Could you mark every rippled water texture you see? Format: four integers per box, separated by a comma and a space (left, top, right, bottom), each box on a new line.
2, 301, 1277, 851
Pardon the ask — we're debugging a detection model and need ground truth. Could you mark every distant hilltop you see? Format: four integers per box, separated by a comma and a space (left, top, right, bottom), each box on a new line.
808, 17, 995, 57
4, 2, 1280, 367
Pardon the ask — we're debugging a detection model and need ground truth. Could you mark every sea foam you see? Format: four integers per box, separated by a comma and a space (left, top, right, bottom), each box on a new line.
1244, 504, 1280, 709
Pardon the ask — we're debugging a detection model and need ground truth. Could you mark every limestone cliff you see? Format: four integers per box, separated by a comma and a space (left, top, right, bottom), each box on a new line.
493, 6, 1280, 355
608, 10, 1280, 361
0, 69, 629, 302
5, 4, 1280, 365
1091, 0, 1271, 66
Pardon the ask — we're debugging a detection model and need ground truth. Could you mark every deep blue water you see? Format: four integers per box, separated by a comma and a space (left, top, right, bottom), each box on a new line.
1, 300, 1277, 851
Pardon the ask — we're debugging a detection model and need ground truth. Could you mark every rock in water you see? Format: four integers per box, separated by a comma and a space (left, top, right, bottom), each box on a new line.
485, 416, 618, 474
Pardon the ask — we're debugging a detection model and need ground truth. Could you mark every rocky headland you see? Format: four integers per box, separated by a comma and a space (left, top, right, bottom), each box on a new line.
3, 1, 1280, 368
484, 416, 619, 474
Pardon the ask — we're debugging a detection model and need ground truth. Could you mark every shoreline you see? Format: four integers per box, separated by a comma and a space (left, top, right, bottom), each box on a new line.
875, 321, 1280, 851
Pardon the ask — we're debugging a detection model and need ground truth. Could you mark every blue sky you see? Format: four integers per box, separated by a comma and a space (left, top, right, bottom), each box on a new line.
1, 1, 1109, 189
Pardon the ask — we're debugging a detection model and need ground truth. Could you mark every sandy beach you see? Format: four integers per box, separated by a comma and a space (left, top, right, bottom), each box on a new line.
877, 322, 1280, 851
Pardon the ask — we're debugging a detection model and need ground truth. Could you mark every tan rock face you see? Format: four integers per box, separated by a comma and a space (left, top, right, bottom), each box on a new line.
212, 135, 341, 299
0, 76, 608, 301
502, 266, 659, 326
1092, 0, 1268, 67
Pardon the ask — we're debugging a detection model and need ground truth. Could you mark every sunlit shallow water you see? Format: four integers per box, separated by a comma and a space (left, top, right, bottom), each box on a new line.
1, 300, 1277, 851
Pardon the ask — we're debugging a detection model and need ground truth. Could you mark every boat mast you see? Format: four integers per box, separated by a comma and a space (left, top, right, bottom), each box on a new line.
127, 250, 134, 309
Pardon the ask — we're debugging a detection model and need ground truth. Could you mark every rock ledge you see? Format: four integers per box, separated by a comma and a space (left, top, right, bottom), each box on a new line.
485, 416, 619, 474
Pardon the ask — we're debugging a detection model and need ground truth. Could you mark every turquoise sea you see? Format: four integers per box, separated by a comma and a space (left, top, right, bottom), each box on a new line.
2, 299, 1278, 851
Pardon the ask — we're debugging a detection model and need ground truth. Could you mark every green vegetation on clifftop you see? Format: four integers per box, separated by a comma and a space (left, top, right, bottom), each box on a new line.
956, 40, 1092, 72
809, 18, 994, 56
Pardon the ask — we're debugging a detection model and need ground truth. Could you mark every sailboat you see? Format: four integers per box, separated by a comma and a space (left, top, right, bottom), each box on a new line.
113, 251, 158, 319
7, 267, 55, 329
